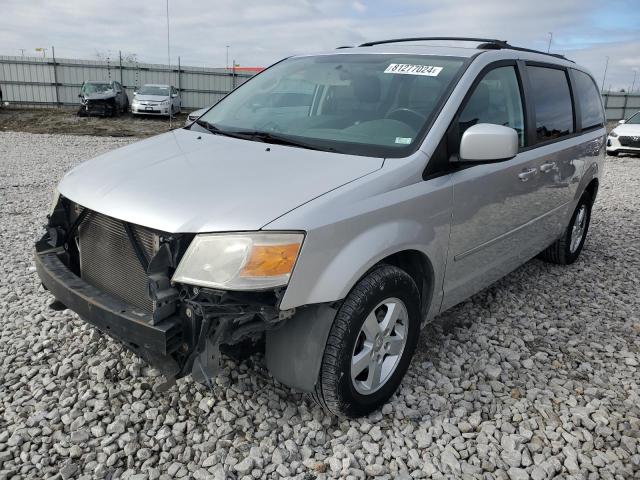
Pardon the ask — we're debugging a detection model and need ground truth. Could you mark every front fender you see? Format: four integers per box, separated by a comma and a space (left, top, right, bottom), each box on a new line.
277, 176, 452, 315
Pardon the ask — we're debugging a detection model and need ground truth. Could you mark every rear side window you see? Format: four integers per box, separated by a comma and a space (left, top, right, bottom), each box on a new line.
528, 66, 574, 142
459, 66, 525, 147
573, 70, 604, 130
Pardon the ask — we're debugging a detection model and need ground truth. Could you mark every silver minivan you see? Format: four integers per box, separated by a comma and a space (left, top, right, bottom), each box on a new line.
36, 38, 605, 417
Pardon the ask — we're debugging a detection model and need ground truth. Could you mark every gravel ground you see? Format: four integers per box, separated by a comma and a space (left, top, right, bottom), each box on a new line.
0, 108, 188, 138
1, 131, 639, 480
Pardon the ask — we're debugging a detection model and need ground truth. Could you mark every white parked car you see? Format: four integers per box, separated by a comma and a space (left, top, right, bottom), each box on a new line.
607, 111, 640, 156
184, 106, 210, 126
131, 84, 181, 117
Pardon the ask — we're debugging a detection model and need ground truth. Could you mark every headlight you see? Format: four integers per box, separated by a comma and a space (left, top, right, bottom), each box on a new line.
172, 232, 304, 290
160, 100, 170, 106
609, 131, 618, 138
49, 188, 60, 216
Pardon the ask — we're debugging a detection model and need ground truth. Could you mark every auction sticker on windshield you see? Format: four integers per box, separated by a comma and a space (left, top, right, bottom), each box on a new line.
384, 64, 443, 76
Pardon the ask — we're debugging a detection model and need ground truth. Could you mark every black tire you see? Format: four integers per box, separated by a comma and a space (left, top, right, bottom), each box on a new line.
538, 192, 592, 265
608, 150, 619, 157
311, 264, 421, 417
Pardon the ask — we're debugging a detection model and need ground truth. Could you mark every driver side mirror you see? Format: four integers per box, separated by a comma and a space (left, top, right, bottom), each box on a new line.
618, 119, 626, 124
458, 124, 519, 162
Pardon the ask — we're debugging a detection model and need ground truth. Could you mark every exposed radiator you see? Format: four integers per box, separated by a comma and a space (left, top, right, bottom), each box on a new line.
77, 210, 158, 312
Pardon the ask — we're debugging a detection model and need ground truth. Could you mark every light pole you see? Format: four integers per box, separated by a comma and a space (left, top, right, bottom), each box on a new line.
226, 45, 230, 70
166, 0, 172, 129
632, 68, 638, 93
601, 56, 609, 92
547, 32, 553, 53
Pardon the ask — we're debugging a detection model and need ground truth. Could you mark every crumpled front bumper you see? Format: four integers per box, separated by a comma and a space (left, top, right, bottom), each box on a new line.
34, 246, 183, 374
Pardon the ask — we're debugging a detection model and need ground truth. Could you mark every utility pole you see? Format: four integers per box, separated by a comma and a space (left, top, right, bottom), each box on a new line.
19, 49, 25, 56
632, 69, 638, 94
166, 0, 172, 129
547, 32, 553, 53
601, 56, 609, 92
226, 45, 230, 70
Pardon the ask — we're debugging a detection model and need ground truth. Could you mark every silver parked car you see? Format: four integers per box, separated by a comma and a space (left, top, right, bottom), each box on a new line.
36, 37, 605, 417
131, 84, 181, 116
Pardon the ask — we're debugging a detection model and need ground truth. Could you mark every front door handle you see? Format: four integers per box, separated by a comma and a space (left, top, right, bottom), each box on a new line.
518, 168, 538, 182
540, 162, 556, 173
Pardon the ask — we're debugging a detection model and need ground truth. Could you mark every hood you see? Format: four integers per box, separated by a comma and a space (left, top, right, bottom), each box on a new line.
189, 107, 210, 118
612, 123, 640, 136
83, 91, 116, 101
134, 94, 169, 102
58, 129, 383, 233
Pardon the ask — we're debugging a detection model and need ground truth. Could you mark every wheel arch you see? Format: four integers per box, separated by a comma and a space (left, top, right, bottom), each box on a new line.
366, 249, 435, 322
585, 177, 599, 204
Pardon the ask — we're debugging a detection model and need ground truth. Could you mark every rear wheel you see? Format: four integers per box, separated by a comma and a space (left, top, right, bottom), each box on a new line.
538, 192, 592, 265
311, 265, 421, 417
608, 150, 619, 157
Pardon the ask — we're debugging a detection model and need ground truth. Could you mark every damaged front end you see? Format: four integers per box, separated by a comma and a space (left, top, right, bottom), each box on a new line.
78, 96, 117, 117
35, 196, 293, 390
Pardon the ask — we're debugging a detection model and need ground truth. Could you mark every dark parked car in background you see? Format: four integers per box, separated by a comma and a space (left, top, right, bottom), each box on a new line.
78, 81, 129, 117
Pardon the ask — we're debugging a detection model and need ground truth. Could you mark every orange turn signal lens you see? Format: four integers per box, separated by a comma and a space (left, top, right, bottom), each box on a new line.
240, 243, 301, 277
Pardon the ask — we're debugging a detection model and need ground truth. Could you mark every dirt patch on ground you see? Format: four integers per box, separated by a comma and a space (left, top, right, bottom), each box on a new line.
0, 106, 188, 138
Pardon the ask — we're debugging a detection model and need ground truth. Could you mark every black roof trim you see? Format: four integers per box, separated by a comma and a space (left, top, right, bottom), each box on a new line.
357, 37, 573, 63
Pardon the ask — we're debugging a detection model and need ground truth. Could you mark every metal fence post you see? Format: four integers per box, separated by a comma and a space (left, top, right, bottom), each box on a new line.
178, 56, 181, 95
119, 51, 123, 85
232, 59, 236, 89
622, 93, 629, 120
52, 46, 60, 107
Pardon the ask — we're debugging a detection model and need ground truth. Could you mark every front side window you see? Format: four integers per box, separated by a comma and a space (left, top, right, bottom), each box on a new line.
528, 66, 574, 142
573, 70, 604, 130
459, 66, 525, 147
196, 54, 466, 157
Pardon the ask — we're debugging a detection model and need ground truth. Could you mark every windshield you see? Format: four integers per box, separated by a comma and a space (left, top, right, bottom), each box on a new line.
627, 112, 640, 124
196, 54, 466, 157
138, 85, 170, 96
81, 83, 112, 94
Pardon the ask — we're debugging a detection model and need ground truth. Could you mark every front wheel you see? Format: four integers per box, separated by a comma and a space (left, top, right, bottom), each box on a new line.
311, 265, 421, 417
538, 192, 592, 265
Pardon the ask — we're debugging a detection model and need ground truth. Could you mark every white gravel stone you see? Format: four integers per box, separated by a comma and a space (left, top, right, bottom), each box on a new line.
0, 132, 638, 480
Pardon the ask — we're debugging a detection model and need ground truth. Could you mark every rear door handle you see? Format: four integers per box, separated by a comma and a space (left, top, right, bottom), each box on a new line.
518, 168, 538, 182
540, 162, 556, 173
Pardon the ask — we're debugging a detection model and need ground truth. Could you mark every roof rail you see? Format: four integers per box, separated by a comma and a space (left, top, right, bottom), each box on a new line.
357, 37, 573, 62
359, 37, 506, 47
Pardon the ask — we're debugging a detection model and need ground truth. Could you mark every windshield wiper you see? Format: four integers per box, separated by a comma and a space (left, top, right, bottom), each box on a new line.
226, 130, 339, 153
194, 120, 339, 153
195, 119, 251, 140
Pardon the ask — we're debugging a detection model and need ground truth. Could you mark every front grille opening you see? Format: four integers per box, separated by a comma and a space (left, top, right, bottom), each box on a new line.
77, 210, 158, 313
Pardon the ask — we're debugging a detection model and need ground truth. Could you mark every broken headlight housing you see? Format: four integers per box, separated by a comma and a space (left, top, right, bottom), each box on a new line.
172, 232, 304, 291
49, 187, 61, 216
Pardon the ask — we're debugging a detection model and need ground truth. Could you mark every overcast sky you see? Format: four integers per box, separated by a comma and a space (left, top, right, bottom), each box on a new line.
2, 0, 639, 91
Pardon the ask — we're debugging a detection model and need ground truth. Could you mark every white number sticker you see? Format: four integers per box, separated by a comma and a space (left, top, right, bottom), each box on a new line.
395, 137, 412, 144
384, 64, 443, 76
